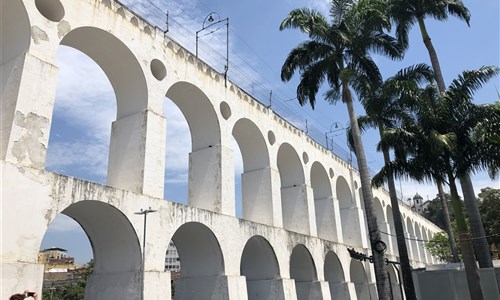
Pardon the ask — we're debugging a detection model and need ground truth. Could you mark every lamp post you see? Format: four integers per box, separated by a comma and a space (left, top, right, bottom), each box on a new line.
135, 207, 157, 300
325, 122, 345, 150
195, 12, 229, 86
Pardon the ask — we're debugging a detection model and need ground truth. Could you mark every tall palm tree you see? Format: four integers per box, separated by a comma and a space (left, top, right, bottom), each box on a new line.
389, 0, 470, 92
279, 0, 403, 298
355, 64, 434, 300
374, 67, 499, 300
388, 0, 496, 268
439, 66, 499, 268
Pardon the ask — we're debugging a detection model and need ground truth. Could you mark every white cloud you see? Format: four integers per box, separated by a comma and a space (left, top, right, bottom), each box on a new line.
46, 214, 82, 232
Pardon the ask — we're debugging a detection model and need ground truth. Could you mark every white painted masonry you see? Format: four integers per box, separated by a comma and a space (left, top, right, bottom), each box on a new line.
1, 0, 441, 299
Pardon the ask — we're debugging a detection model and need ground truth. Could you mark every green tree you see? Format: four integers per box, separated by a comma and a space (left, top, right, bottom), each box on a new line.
279, 0, 403, 298
355, 64, 433, 300
373, 67, 498, 300
388, 0, 470, 92
387, 0, 496, 271
478, 187, 500, 259
426, 232, 454, 262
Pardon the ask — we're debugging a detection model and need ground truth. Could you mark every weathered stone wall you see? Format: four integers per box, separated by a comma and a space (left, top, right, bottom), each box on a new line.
1, 0, 441, 299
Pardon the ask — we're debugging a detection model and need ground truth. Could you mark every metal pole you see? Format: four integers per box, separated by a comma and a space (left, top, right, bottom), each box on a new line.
141, 213, 146, 300
195, 32, 199, 57
135, 207, 157, 300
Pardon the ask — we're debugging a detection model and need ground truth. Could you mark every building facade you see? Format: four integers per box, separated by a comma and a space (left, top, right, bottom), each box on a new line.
1, 0, 442, 299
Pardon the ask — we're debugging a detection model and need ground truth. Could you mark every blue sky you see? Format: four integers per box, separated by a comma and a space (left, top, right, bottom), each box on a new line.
41, 0, 499, 264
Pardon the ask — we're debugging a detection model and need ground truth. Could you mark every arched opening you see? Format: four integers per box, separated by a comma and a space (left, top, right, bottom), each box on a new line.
171, 222, 225, 299
386, 206, 399, 256
387, 264, 403, 300
1, 0, 31, 159
41, 201, 141, 299
373, 197, 389, 249
406, 219, 417, 261
163, 100, 190, 203
166, 82, 224, 212
423, 230, 431, 263
350, 259, 369, 300
311, 162, 337, 241
233, 119, 272, 224
337, 176, 362, 247
290, 245, 322, 300
415, 225, 425, 262
324, 251, 349, 299
45, 45, 116, 183
46, 27, 148, 191
277, 143, 308, 234
240, 236, 282, 300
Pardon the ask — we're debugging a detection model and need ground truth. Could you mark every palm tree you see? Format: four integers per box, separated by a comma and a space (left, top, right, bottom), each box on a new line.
388, 0, 496, 268
438, 66, 499, 269
355, 64, 434, 300
374, 67, 499, 300
279, 0, 403, 298
388, 0, 470, 92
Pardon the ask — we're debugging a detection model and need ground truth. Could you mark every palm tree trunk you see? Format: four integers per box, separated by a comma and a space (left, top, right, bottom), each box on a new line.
418, 14, 492, 269
448, 171, 484, 300
344, 85, 390, 299
379, 126, 416, 300
436, 180, 460, 262
417, 17, 446, 92
459, 174, 493, 268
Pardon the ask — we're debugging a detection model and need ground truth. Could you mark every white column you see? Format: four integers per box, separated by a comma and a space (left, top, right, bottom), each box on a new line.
188, 144, 235, 215
242, 167, 275, 225
2, 53, 57, 169
107, 109, 166, 198
281, 184, 311, 235
315, 196, 337, 241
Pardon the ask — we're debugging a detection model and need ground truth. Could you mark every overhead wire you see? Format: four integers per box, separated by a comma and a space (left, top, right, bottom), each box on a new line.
120, 0, 354, 162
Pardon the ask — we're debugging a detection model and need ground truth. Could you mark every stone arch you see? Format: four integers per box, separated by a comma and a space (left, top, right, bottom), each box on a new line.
166, 81, 220, 151
60, 27, 147, 119
423, 229, 431, 263
406, 218, 417, 261
232, 118, 272, 225
324, 251, 349, 299
240, 236, 282, 300
171, 222, 225, 299
277, 143, 308, 234
1, 0, 31, 159
350, 259, 369, 300
337, 176, 362, 247
415, 224, 425, 262
57, 26, 150, 192
311, 162, 337, 241
166, 82, 223, 211
387, 264, 403, 300
290, 244, 322, 300
385, 205, 399, 256
58, 201, 142, 299
373, 197, 389, 248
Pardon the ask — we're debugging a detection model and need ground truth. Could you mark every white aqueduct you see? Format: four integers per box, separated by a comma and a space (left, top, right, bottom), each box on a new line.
1, 0, 442, 299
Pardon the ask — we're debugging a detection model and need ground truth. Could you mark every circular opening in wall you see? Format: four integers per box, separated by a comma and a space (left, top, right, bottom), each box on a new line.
354, 181, 358, 189
220, 101, 231, 120
150, 59, 166, 81
267, 131, 276, 145
302, 152, 309, 164
329, 168, 334, 178
35, 0, 65, 22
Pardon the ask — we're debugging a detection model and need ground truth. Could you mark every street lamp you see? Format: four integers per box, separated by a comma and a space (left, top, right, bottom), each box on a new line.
325, 122, 345, 150
195, 12, 229, 86
135, 207, 157, 300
